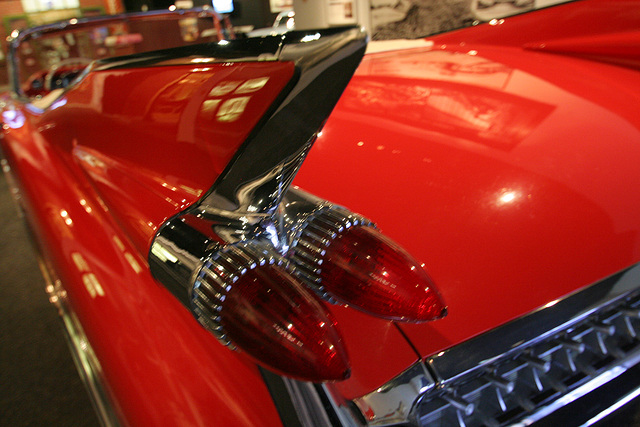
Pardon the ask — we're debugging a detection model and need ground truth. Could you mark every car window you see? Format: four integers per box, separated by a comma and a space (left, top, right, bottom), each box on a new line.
8, 10, 228, 102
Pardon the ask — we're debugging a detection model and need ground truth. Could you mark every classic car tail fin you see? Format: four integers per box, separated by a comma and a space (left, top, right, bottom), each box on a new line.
149, 27, 368, 381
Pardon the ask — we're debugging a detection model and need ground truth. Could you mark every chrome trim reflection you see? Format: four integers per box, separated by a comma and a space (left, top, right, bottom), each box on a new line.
351, 362, 436, 426
428, 263, 640, 383
39, 258, 121, 427
581, 385, 640, 426
200, 27, 368, 217
281, 378, 340, 426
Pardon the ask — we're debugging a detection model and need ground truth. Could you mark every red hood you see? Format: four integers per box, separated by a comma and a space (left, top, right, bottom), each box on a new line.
294, 0, 640, 397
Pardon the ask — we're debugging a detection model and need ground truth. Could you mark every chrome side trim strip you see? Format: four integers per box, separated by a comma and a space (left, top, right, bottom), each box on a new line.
515, 365, 629, 426
6, 8, 224, 97
38, 258, 121, 427
281, 378, 337, 426
2, 146, 118, 424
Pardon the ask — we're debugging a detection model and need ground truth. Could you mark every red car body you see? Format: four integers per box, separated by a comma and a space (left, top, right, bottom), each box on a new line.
2, 1, 640, 425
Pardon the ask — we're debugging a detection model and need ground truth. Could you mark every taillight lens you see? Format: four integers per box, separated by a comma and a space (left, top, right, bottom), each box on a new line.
192, 243, 350, 382
292, 210, 447, 322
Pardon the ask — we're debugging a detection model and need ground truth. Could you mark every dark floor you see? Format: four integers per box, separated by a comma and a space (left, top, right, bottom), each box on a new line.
0, 167, 99, 426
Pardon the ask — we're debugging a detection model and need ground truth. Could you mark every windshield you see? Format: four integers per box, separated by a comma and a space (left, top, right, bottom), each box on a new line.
8, 9, 229, 99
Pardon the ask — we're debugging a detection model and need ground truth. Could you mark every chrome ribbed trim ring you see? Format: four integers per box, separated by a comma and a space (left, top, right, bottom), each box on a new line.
191, 242, 280, 347
289, 207, 374, 299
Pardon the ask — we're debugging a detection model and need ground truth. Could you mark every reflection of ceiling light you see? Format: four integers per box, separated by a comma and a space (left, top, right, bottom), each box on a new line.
498, 190, 518, 205
235, 77, 269, 94
301, 33, 321, 43
191, 57, 214, 63
217, 96, 250, 122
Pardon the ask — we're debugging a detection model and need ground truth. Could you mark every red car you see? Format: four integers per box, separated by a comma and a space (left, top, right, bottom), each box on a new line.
2, 1, 640, 425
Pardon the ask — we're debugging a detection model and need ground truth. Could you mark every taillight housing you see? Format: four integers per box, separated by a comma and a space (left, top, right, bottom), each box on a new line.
290, 208, 447, 322
150, 189, 447, 382
191, 242, 350, 382
147, 27, 446, 383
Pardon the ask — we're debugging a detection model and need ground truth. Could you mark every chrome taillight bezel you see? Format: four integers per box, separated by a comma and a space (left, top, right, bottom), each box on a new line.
289, 206, 373, 300
191, 242, 279, 347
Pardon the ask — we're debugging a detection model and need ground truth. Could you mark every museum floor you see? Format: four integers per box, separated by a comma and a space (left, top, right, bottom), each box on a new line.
0, 168, 98, 426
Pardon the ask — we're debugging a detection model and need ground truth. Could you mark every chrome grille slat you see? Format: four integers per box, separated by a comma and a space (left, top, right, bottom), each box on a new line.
414, 291, 640, 426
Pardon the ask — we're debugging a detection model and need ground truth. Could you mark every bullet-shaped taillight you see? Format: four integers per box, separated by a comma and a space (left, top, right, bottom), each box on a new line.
191, 243, 350, 382
291, 209, 447, 322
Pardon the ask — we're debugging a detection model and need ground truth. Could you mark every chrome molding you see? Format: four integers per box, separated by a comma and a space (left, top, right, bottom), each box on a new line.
352, 362, 437, 425
199, 27, 367, 218
428, 263, 640, 381
2, 147, 118, 425
281, 378, 339, 426
38, 258, 121, 427
581, 384, 640, 426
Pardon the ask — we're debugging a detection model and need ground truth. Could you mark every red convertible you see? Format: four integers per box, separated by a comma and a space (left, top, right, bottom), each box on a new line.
2, 1, 640, 425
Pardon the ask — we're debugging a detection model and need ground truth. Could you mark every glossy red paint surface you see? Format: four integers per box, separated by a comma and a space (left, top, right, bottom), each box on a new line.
1, 98, 284, 425
3, 0, 640, 419
1, 57, 417, 419
64, 61, 295, 254
294, 0, 640, 380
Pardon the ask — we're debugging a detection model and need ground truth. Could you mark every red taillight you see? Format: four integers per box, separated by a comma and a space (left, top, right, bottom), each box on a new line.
192, 244, 350, 382
292, 210, 447, 322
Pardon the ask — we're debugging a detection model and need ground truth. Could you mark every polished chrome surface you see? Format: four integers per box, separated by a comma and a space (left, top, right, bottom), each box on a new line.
288, 204, 373, 299
580, 385, 640, 426
281, 377, 342, 426
199, 27, 367, 217
39, 258, 121, 427
352, 363, 436, 426
428, 264, 640, 382
1, 145, 119, 425
191, 242, 281, 346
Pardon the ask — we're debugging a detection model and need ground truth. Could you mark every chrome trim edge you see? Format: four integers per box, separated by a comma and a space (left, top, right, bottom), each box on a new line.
6, 8, 226, 98
352, 362, 436, 426
281, 378, 337, 426
38, 258, 121, 427
2, 145, 119, 425
581, 385, 640, 426
320, 263, 640, 426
